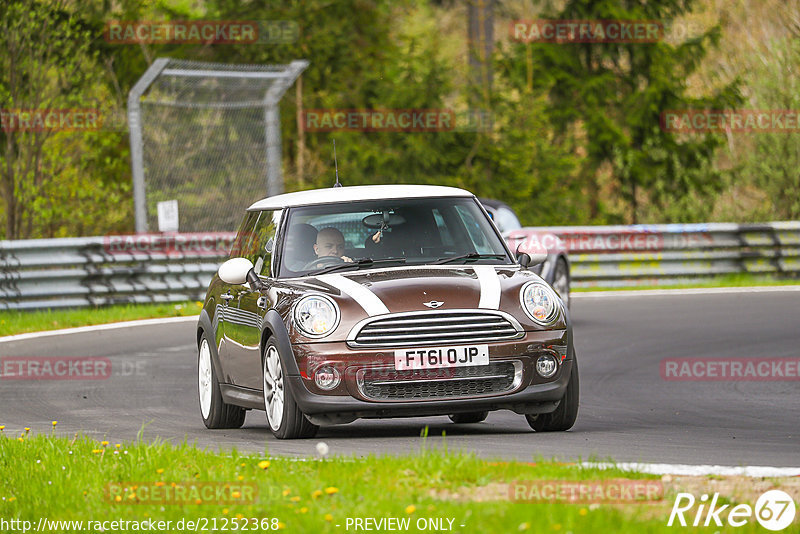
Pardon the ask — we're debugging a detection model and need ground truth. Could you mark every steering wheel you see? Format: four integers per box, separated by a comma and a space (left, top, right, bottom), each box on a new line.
303, 255, 345, 270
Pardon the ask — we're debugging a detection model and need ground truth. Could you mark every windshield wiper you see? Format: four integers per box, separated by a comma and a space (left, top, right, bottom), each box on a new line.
310, 257, 407, 276
433, 252, 505, 265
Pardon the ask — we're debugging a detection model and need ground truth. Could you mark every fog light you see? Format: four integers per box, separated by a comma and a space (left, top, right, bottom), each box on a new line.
536, 354, 559, 378
314, 365, 340, 390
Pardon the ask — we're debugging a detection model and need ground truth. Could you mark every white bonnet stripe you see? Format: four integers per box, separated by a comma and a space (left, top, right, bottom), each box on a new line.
474, 266, 501, 309
318, 274, 390, 316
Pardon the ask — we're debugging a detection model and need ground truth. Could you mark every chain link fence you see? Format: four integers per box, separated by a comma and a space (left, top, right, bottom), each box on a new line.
128, 58, 307, 233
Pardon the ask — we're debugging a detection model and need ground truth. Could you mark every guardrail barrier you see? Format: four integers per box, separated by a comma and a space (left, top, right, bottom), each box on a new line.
2, 223, 798, 309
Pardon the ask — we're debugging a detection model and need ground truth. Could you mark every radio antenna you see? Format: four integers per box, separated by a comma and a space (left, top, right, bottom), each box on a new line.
333, 139, 342, 187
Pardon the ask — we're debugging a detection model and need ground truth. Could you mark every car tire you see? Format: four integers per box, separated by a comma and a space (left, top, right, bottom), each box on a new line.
262, 337, 319, 440
552, 257, 570, 310
448, 412, 489, 424
525, 357, 579, 432
198, 332, 246, 429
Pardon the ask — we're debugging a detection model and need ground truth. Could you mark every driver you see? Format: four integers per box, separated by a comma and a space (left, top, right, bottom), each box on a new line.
313, 227, 352, 263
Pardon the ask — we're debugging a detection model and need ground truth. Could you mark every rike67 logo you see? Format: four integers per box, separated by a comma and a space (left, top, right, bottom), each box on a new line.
668, 490, 796, 531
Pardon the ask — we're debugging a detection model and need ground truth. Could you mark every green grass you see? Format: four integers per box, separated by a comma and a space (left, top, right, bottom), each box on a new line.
0, 432, 775, 533
574, 273, 800, 292
0, 301, 201, 337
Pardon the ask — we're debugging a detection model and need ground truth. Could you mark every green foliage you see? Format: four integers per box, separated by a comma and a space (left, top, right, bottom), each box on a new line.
0, 0, 133, 239
498, 0, 742, 223
1, 0, 792, 240
737, 36, 800, 219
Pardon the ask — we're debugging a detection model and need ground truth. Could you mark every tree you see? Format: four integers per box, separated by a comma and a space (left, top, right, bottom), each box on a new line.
499, 0, 741, 223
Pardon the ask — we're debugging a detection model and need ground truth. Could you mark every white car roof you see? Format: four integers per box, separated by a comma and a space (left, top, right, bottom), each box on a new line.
247, 184, 474, 210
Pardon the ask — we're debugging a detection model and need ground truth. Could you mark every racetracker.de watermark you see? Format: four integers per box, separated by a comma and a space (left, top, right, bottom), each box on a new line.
661, 358, 800, 381
510, 479, 664, 503
104, 20, 298, 44
1, 109, 102, 132
0, 357, 147, 380
510, 20, 663, 43
304, 109, 456, 132
106, 482, 258, 505
661, 110, 800, 133
0, 357, 110, 380
103, 232, 240, 257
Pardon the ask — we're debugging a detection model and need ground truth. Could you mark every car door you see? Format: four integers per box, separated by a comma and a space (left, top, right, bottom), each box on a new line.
225, 209, 281, 390
217, 211, 260, 381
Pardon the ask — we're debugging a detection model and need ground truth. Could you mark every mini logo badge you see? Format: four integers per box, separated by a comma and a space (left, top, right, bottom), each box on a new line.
423, 300, 444, 309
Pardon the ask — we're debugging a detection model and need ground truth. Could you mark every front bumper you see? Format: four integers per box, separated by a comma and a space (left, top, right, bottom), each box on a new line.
288, 330, 572, 422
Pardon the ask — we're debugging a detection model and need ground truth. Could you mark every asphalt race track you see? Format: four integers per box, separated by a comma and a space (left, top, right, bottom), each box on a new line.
1, 289, 798, 466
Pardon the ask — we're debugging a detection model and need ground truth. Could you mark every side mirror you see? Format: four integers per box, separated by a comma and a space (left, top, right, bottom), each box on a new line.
218, 258, 264, 290
516, 241, 547, 268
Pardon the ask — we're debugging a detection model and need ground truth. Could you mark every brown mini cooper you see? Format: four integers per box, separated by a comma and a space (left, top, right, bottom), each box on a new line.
197, 185, 578, 439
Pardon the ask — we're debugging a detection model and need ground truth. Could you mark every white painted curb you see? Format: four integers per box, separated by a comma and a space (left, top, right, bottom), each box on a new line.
0, 315, 199, 344
584, 462, 800, 477
572, 285, 800, 299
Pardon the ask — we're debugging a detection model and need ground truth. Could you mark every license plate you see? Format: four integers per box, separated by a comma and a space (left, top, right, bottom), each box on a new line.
394, 344, 489, 371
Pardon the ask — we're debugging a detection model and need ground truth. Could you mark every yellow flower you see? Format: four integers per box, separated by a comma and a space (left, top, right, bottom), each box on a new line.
114, 496, 122, 502
290, 496, 301, 502
552, 525, 562, 531
17, 437, 24, 443
115, 444, 121, 449
579, 508, 588, 516
235, 514, 243, 520
8, 497, 16, 502
92, 449, 102, 454
277, 522, 286, 529
324, 514, 333, 522
232, 491, 241, 499
52, 421, 57, 427
311, 490, 323, 499
195, 498, 203, 505
101, 441, 109, 447
222, 509, 229, 515
0, 425, 5, 431
156, 468, 164, 474
24, 427, 30, 433
240, 463, 246, 467
282, 489, 291, 496
300, 507, 308, 514
237, 475, 244, 481
325, 487, 339, 495
128, 493, 136, 500
405, 505, 416, 514
258, 460, 270, 470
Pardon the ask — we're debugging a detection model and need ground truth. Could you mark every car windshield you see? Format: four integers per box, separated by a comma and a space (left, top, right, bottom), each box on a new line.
278, 197, 512, 277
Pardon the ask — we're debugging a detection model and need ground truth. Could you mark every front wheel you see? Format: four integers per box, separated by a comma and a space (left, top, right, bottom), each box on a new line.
525, 358, 579, 432
263, 337, 318, 439
198, 332, 246, 429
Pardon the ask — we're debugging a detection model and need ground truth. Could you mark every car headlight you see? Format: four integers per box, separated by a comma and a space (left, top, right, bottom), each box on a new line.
294, 295, 340, 338
520, 282, 561, 325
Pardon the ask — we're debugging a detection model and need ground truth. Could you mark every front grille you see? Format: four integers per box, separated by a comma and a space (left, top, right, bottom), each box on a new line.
348, 310, 522, 348
357, 361, 521, 401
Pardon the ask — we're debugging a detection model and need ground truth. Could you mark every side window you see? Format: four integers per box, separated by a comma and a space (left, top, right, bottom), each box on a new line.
229, 212, 259, 259
245, 210, 279, 277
